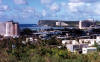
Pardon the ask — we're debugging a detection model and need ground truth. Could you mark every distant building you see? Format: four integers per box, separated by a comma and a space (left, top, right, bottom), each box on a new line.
79, 19, 96, 29
38, 20, 57, 26
38, 20, 79, 27
0, 21, 19, 37
39, 19, 100, 29
56, 21, 68, 26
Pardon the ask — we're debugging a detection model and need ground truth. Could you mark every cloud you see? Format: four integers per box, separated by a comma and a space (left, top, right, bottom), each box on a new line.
42, 9, 47, 16
69, 0, 100, 3
93, 3, 100, 15
49, 3, 60, 12
68, 2, 85, 12
41, 0, 52, 4
66, 2, 100, 20
15, 7, 41, 19
0, 5, 9, 11
61, 2, 66, 6
14, 0, 28, 5
23, 7, 35, 13
43, 1, 100, 20
40, 0, 100, 21
3, 0, 100, 23
41, 2, 61, 19
0, 0, 2, 4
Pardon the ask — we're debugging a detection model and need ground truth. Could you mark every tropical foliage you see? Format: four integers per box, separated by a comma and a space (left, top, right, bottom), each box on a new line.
0, 37, 100, 62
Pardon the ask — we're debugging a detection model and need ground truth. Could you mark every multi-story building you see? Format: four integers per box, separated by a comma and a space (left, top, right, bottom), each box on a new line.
0, 21, 19, 37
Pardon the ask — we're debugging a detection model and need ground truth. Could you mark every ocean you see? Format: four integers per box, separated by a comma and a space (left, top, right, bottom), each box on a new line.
19, 24, 39, 30
19, 24, 65, 31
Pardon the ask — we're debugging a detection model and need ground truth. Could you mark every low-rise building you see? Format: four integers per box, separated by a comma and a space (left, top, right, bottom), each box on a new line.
82, 47, 97, 54
66, 44, 88, 53
79, 39, 96, 46
96, 36, 100, 45
62, 40, 79, 45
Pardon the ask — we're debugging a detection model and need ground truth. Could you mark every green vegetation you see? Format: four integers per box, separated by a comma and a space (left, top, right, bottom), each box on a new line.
0, 37, 100, 62
20, 28, 33, 36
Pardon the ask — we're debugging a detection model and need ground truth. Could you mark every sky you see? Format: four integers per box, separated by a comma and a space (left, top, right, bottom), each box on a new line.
0, 0, 100, 24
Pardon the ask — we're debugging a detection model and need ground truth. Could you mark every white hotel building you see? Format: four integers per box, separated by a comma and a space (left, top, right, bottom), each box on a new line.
0, 21, 19, 37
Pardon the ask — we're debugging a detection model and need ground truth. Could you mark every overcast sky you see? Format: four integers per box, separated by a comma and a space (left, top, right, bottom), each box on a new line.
0, 0, 100, 24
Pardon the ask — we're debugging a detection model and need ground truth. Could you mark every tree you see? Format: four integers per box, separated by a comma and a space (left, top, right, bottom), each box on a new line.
69, 29, 85, 37
94, 42, 100, 52
91, 28, 100, 34
46, 37, 59, 45
20, 28, 33, 36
